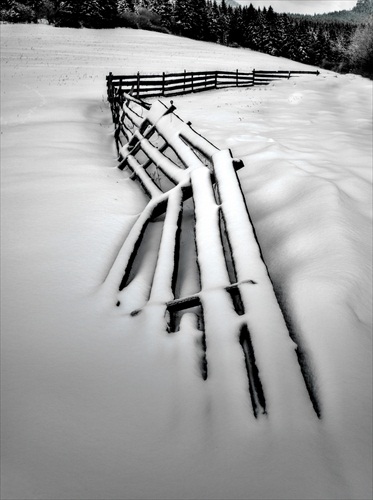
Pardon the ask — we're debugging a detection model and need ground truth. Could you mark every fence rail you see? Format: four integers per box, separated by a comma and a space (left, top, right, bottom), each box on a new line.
107, 69, 320, 99
103, 87, 321, 420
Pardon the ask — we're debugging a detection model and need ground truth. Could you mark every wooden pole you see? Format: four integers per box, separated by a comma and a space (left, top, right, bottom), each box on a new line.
191, 72, 194, 92
253, 69, 255, 86
107, 72, 113, 100
236, 69, 238, 87
184, 70, 186, 94
162, 72, 165, 96
136, 71, 140, 98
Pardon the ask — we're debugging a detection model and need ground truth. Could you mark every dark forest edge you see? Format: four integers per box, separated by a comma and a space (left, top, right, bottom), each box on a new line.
1, 0, 372, 79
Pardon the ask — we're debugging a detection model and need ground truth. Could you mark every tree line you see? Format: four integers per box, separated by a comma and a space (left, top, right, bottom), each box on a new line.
1, 0, 372, 78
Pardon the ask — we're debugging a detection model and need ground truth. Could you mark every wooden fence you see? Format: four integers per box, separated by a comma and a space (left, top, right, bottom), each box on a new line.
107, 69, 320, 99
103, 90, 321, 419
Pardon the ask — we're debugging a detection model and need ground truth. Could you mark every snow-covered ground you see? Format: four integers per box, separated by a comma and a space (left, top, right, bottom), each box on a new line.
1, 24, 372, 500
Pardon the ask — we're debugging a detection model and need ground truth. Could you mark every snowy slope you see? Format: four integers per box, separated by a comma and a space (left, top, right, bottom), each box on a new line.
1, 24, 372, 500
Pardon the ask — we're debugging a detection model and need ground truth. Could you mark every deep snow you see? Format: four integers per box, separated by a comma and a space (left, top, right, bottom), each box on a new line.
1, 24, 372, 500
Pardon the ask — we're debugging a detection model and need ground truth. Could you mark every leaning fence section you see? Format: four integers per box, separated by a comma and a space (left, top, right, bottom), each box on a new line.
107, 69, 320, 99
103, 88, 321, 420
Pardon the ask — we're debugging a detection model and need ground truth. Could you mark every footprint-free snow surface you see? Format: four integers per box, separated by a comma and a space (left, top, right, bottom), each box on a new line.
1, 24, 372, 500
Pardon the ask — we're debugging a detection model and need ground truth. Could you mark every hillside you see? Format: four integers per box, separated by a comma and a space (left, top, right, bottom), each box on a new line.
2, 0, 372, 77
1, 24, 372, 500
292, 0, 373, 23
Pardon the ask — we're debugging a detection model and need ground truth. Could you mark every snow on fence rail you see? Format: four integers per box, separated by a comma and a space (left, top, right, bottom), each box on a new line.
106, 69, 320, 99
103, 89, 321, 420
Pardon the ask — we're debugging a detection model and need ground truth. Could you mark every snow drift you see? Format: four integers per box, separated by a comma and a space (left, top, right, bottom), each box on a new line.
1, 24, 372, 500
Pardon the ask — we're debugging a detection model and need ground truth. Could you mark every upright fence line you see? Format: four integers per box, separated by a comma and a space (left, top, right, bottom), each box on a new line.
107, 68, 320, 100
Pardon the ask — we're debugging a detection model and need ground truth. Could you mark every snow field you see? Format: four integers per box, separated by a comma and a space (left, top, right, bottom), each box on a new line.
1, 23, 372, 499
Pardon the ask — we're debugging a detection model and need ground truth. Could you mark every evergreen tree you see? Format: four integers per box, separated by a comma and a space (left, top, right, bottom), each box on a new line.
354, 0, 373, 13
173, 0, 206, 39
205, 0, 220, 42
82, 0, 117, 28
151, 0, 173, 31
54, 0, 82, 27
347, 19, 373, 76
216, 0, 229, 44
117, 0, 135, 13
1, 0, 36, 22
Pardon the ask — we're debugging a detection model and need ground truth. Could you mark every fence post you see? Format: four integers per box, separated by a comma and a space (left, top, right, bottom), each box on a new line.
107, 72, 113, 101
236, 69, 238, 87
184, 70, 186, 94
288, 71, 291, 79
162, 72, 165, 96
136, 71, 140, 98
215, 71, 218, 89
191, 72, 194, 92
253, 68, 255, 86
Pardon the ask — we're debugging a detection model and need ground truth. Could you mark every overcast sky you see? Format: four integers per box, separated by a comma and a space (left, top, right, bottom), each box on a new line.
236, 1, 358, 14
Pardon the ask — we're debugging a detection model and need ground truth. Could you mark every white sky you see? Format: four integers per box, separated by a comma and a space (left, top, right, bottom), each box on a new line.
236, 0, 358, 14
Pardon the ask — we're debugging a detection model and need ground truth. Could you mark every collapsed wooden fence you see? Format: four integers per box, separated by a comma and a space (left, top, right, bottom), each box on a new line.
103, 85, 321, 420
107, 69, 320, 99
